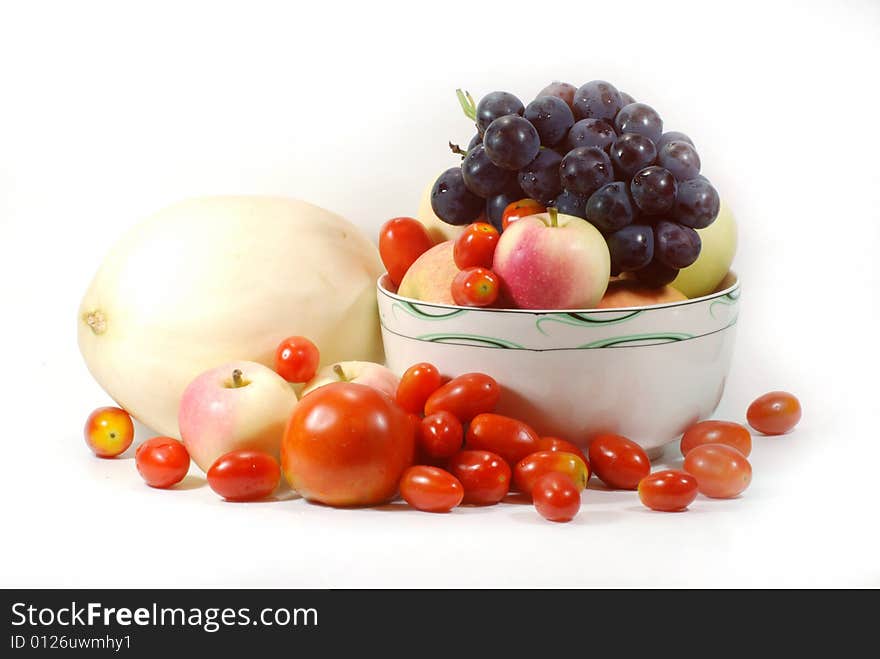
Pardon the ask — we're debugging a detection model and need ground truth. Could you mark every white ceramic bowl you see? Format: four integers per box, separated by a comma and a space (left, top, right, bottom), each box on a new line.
377, 273, 740, 455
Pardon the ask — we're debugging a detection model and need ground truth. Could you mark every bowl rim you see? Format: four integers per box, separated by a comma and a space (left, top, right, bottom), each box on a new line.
377, 271, 739, 315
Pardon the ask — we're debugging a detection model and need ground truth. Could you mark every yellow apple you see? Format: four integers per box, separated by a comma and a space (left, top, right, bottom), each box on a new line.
672, 199, 737, 298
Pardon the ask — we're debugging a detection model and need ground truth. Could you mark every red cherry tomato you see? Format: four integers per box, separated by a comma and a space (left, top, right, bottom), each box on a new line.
514, 451, 590, 495
135, 437, 190, 489
501, 198, 546, 230
396, 362, 443, 414
449, 450, 511, 505
684, 444, 752, 499
465, 413, 540, 466
451, 267, 500, 307
84, 406, 134, 458
537, 436, 589, 463
532, 472, 581, 522
588, 433, 650, 490
681, 420, 752, 457
207, 450, 281, 501
747, 391, 802, 435
379, 217, 434, 287
424, 372, 501, 423
418, 411, 464, 460
281, 382, 416, 506
399, 466, 464, 512
454, 222, 500, 269
274, 335, 320, 383
638, 470, 699, 512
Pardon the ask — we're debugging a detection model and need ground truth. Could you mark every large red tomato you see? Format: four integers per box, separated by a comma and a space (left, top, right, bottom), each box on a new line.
281, 382, 416, 506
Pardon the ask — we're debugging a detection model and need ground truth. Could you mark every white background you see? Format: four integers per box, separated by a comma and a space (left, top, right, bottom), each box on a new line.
1, 0, 878, 587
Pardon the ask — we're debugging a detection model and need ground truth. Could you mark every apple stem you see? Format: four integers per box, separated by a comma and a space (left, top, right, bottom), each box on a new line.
548, 206, 558, 228
333, 364, 351, 382
232, 369, 245, 388
456, 89, 477, 121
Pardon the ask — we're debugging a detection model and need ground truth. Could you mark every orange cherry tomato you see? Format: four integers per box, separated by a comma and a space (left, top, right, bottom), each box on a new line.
588, 433, 650, 490
747, 391, 802, 435
379, 217, 434, 287
274, 335, 320, 383
418, 411, 464, 460
514, 451, 590, 495
638, 470, 699, 512
501, 198, 546, 230
207, 450, 281, 501
532, 472, 580, 522
135, 437, 190, 489
454, 222, 500, 269
465, 413, 540, 466
399, 466, 464, 512
424, 372, 501, 423
537, 436, 589, 463
396, 362, 443, 414
451, 267, 500, 307
683, 444, 752, 499
449, 450, 511, 505
84, 406, 134, 458
680, 420, 752, 457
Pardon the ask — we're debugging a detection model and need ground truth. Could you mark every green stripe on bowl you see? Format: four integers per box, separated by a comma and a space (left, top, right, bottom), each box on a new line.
392, 301, 467, 321
577, 332, 694, 348
536, 311, 643, 335
415, 333, 526, 349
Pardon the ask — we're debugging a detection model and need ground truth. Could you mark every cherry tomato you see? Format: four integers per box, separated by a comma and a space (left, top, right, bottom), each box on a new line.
747, 391, 802, 435
274, 335, 320, 383
207, 450, 281, 501
396, 362, 443, 414
514, 451, 590, 495
379, 217, 434, 287
501, 198, 546, 230
454, 222, 500, 269
451, 267, 500, 307
399, 466, 464, 512
418, 411, 464, 460
135, 437, 190, 489
532, 472, 581, 522
465, 413, 540, 466
588, 433, 650, 490
449, 450, 511, 505
684, 444, 752, 499
638, 470, 698, 512
537, 436, 589, 463
281, 382, 416, 506
680, 420, 752, 457
84, 406, 134, 458
424, 372, 500, 423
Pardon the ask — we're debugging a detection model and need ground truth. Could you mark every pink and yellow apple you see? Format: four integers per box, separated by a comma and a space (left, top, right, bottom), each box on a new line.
178, 360, 298, 472
596, 279, 686, 309
397, 240, 459, 305
492, 210, 610, 309
301, 361, 399, 399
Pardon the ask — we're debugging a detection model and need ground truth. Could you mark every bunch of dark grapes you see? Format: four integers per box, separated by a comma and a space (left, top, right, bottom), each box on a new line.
431, 82, 721, 287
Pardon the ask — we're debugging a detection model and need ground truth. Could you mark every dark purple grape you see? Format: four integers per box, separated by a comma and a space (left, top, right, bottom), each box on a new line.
585, 182, 634, 234
615, 103, 663, 143
634, 259, 679, 287
675, 177, 720, 228
524, 96, 574, 147
658, 141, 701, 181
475, 91, 524, 135
654, 220, 701, 269
518, 149, 563, 204
485, 182, 525, 231
657, 131, 694, 152
537, 81, 576, 110
610, 133, 657, 179
563, 118, 616, 152
631, 165, 677, 215
606, 224, 654, 275
467, 133, 482, 151
559, 146, 614, 197
430, 167, 484, 225
619, 91, 636, 106
572, 80, 623, 122
483, 115, 541, 171
553, 189, 589, 219
461, 145, 513, 198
